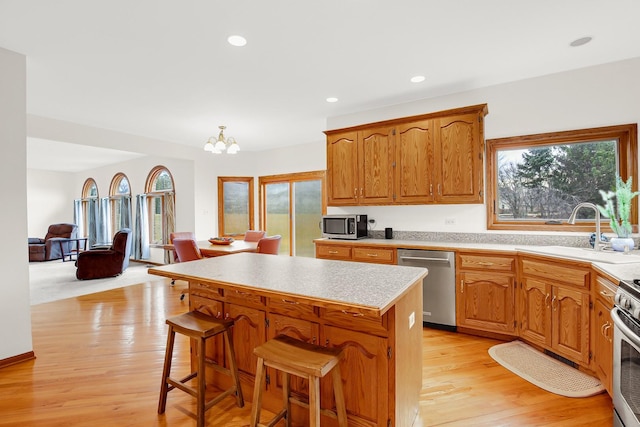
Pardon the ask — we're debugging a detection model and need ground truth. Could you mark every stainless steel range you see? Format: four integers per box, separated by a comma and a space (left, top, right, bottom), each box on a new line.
612, 279, 640, 427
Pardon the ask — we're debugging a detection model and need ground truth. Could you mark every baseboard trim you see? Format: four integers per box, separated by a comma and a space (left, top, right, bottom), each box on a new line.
0, 351, 35, 369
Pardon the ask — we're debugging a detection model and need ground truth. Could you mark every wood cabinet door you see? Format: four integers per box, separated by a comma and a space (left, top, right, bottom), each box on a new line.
434, 113, 483, 203
267, 313, 320, 400
519, 277, 551, 347
321, 325, 389, 427
226, 303, 266, 381
457, 271, 516, 334
593, 298, 613, 395
327, 131, 359, 205
358, 126, 395, 204
395, 119, 434, 204
551, 286, 590, 364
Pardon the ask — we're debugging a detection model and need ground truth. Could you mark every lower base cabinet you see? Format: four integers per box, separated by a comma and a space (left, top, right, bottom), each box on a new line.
592, 273, 616, 396
188, 280, 421, 427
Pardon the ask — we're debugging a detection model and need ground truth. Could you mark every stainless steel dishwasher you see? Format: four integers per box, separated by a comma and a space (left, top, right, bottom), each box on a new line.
397, 249, 456, 331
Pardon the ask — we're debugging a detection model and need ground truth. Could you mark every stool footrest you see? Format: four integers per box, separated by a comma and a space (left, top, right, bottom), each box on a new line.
257, 407, 287, 427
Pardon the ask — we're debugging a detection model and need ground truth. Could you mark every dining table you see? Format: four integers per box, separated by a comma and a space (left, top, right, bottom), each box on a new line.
162, 239, 258, 262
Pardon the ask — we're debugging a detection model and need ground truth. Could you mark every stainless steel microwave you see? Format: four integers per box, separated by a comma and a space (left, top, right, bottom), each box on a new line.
321, 214, 368, 240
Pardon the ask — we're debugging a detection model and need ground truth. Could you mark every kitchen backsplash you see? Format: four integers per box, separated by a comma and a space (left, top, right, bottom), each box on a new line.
368, 230, 636, 248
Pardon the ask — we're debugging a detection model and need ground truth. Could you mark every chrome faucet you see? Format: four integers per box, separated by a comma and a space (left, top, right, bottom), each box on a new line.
568, 202, 603, 251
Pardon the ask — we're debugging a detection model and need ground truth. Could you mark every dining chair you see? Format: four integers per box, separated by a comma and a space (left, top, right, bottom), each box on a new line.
256, 235, 282, 255
169, 231, 196, 263
244, 230, 266, 242
172, 239, 203, 262
171, 238, 203, 300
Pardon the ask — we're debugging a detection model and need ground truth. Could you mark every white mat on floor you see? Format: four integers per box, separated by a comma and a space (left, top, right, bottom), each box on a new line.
488, 340, 604, 398
29, 260, 167, 305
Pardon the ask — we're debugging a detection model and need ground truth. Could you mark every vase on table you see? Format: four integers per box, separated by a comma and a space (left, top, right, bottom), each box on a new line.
610, 237, 635, 252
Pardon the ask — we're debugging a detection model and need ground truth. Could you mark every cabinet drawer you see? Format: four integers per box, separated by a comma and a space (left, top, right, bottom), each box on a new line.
353, 247, 395, 264
316, 244, 352, 260
269, 297, 317, 318
459, 254, 515, 272
189, 281, 223, 300
190, 294, 223, 318
321, 307, 388, 336
224, 288, 266, 307
520, 258, 590, 289
595, 276, 617, 308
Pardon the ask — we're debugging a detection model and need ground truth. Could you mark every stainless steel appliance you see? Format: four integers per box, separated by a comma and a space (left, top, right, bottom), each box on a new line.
612, 278, 640, 427
321, 214, 368, 240
397, 249, 456, 331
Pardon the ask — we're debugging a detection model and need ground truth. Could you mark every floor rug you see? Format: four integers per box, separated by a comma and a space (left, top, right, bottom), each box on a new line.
29, 259, 169, 305
488, 340, 604, 398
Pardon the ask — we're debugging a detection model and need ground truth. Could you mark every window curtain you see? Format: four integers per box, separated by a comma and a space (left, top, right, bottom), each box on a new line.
98, 197, 111, 245
133, 194, 149, 260
73, 199, 84, 238
87, 197, 100, 248
163, 192, 176, 264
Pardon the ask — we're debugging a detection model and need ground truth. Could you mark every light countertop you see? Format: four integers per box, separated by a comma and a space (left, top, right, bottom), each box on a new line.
316, 238, 640, 281
148, 252, 427, 314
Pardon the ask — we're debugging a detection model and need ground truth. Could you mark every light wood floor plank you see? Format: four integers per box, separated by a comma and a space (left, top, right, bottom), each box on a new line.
0, 280, 613, 426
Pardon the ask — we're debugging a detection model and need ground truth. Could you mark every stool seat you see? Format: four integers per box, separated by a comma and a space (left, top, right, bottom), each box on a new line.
250, 335, 347, 427
158, 311, 244, 427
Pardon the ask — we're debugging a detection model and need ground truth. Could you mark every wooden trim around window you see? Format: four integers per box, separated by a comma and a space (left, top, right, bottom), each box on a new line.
486, 124, 638, 232
217, 176, 254, 238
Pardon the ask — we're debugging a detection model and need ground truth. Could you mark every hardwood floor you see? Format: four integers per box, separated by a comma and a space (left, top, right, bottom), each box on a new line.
0, 279, 613, 426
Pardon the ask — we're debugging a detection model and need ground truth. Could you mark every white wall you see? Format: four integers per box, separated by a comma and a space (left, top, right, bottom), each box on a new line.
27, 169, 76, 236
326, 57, 640, 234
0, 47, 32, 361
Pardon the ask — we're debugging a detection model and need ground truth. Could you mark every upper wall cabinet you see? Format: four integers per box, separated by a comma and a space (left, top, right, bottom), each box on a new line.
325, 104, 488, 206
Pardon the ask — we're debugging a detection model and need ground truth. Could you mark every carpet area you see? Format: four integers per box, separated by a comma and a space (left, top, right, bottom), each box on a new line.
488, 340, 604, 398
29, 259, 170, 305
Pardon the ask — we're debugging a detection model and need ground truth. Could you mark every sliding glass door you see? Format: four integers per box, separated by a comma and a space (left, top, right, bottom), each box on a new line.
260, 171, 325, 257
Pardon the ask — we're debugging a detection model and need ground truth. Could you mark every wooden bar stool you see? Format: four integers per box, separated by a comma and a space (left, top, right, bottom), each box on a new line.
158, 311, 244, 427
250, 334, 348, 427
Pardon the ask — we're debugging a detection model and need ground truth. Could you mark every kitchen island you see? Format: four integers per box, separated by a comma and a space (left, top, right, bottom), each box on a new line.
149, 252, 427, 427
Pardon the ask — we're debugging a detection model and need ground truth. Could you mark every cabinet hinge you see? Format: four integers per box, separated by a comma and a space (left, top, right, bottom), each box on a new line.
479, 189, 483, 197
266, 374, 270, 385
265, 318, 269, 328
387, 419, 392, 427
589, 351, 593, 360
387, 346, 392, 359
514, 320, 517, 328
589, 301, 593, 310
392, 129, 396, 135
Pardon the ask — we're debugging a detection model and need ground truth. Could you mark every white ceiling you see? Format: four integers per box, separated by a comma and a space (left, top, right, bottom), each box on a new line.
1, 0, 640, 171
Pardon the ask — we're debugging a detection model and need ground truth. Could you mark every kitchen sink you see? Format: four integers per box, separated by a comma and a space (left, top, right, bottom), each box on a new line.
516, 245, 640, 264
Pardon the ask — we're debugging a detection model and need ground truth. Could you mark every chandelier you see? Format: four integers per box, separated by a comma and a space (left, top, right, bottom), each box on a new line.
203, 125, 240, 154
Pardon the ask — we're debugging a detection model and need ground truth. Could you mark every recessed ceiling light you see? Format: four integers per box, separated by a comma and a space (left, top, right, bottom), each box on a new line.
410, 75, 425, 83
228, 35, 247, 47
570, 36, 592, 47
326, 97, 338, 103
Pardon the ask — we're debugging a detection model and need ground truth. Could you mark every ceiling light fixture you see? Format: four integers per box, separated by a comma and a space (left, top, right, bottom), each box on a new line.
410, 75, 425, 83
203, 125, 240, 154
326, 97, 338, 103
570, 36, 592, 47
228, 35, 247, 47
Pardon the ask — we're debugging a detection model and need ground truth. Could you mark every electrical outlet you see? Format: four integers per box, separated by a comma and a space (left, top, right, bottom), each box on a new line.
445, 217, 456, 225
408, 312, 415, 329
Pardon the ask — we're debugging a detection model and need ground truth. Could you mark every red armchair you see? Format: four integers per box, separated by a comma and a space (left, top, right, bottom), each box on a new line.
28, 223, 78, 262
75, 229, 132, 280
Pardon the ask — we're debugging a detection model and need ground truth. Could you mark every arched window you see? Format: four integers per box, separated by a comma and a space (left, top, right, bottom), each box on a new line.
145, 166, 175, 246
109, 173, 132, 234
74, 178, 99, 246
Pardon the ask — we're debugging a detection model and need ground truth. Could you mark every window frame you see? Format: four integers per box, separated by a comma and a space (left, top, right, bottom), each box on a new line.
217, 176, 255, 238
144, 166, 175, 246
486, 124, 638, 232
258, 170, 327, 256
109, 172, 131, 234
